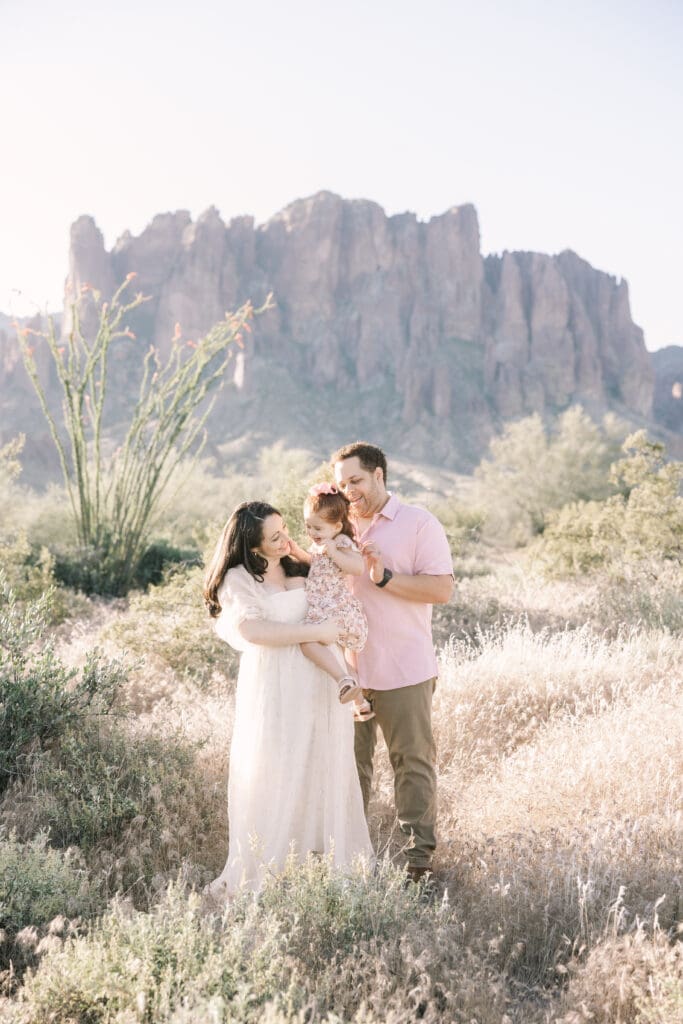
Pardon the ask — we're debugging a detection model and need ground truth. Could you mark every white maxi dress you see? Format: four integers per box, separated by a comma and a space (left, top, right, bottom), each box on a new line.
208, 564, 373, 896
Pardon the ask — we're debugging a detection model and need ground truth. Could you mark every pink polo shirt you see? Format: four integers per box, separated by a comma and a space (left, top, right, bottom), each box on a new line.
348, 494, 453, 691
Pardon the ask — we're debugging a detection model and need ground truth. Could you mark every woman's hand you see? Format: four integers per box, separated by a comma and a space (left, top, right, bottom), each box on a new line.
310, 618, 342, 644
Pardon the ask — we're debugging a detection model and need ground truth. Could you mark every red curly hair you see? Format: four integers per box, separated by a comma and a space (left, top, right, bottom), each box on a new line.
304, 489, 355, 540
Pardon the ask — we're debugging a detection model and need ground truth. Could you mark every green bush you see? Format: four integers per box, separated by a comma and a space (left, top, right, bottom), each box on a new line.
52, 538, 199, 595
0, 535, 55, 604
474, 406, 623, 542
0, 435, 86, 621
0, 581, 126, 795
0, 831, 101, 972
0, 537, 91, 625
429, 498, 486, 559
102, 565, 237, 691
0, 831, 98, 935
537, 432, 683, 575
1, 723, 219, 898
16, 862, 505, 1024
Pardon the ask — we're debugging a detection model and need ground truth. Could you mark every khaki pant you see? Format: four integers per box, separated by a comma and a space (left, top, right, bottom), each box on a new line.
354, 678, 437, 867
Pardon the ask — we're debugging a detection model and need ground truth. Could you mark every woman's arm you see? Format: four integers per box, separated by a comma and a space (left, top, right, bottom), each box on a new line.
239, 617, 340, 647
324, 538, 364, 576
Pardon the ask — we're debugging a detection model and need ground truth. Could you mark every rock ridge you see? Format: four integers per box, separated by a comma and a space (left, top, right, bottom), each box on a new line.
0, 193, 668, 478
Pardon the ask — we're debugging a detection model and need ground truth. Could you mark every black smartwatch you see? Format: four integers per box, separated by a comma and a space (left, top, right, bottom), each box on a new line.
375, 567, 393, 588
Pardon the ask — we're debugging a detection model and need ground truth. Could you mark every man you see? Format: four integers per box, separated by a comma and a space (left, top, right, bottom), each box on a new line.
331, 441, 453, 882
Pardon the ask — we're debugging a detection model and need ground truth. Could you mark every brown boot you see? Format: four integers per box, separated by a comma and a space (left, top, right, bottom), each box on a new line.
405, 864, 432, 885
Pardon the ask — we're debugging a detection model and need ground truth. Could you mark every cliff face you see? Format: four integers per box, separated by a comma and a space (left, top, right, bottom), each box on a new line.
1, 192, 663, 478
651, 347, 683, 436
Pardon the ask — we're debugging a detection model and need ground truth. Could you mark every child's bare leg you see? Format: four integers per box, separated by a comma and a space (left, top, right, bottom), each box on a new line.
300, 641, 361, 704
300, 641, 346, 680
341, 646, 375, 721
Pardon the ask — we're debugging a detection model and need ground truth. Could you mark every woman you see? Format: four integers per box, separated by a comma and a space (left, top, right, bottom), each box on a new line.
203, 500, 373, 898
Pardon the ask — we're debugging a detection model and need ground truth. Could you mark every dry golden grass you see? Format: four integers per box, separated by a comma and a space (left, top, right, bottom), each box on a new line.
357, 618, 682, 996
2, 568, 681, 1022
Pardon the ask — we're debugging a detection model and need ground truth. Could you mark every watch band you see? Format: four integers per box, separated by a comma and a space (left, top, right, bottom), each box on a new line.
375, 567, 393, 588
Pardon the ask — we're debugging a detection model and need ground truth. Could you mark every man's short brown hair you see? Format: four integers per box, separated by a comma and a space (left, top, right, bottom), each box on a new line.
330, 441, 388, 484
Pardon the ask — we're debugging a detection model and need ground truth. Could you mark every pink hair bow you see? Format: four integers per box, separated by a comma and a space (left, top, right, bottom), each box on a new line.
308, 482, 338, 497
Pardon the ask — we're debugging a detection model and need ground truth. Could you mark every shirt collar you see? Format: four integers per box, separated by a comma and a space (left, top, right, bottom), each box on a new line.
354, 493, 398, 541
375, 492, 398, 521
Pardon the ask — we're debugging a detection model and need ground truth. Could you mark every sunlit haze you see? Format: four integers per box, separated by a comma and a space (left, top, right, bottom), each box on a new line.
1, 0, 681, 350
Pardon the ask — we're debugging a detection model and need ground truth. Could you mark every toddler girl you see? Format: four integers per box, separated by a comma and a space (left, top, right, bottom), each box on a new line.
296, 483, 374, 721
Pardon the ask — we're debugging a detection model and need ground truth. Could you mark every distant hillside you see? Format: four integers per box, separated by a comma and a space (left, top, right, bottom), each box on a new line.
1, 193, 681, 485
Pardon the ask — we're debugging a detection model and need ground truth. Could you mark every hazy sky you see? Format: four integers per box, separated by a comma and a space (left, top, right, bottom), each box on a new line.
2, 0, 681, 349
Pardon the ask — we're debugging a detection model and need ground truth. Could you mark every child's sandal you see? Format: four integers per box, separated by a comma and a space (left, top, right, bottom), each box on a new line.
337, 676, 361, 704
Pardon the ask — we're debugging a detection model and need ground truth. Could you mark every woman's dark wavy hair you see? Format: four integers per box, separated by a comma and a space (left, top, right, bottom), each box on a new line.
203, 500, 307, 618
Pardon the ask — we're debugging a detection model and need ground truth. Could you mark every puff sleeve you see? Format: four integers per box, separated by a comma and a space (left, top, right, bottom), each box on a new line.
336, 534, 358, 551
214, 566, 264, 651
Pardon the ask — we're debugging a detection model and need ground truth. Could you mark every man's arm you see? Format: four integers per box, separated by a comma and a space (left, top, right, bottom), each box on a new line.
377, 572, 453, 604
360, 540, 453, 604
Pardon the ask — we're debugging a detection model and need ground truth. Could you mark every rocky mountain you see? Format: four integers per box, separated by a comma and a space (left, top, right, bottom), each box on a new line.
1, 192, 681, 483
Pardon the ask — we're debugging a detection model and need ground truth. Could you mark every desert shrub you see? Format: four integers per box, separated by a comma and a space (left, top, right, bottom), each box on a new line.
0, 582, 126, 795
428, 498, 486, 561
0, 831, 100, 975
587, 559, 683, 634
102, 565, 237, 699
443, 566, 599, 640
151, 445, 322, 556
0, 438, 23, 492
0, 473, 76, 556
52, 538, 199, 595
16, 862, 506, 1024
0, 537, 91, 626
537, 432, 683, 575
0, 438, 84, 620
1, 722, 221, 899
474, 407, 623, 542
133, 540, 200, 588
0, 832, 97, 935
0, 535, 55, 604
